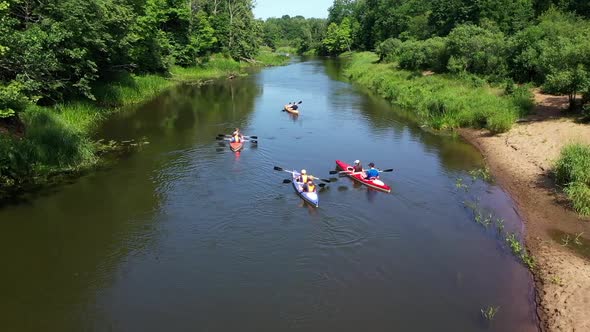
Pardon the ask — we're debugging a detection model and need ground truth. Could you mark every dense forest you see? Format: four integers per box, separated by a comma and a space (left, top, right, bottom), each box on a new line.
259, 0, 590, 110
0, 0, 261, 117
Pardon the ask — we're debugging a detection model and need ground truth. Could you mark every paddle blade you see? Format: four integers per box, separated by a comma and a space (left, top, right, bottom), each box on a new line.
329, 170, 339, 175
282, 179, 292, 184
381, 169, 394, 172
318, 183, 326, 188
274, 166, 284, 171
298, 100, 302, 104
320, 179, 331, 183
247, 136, 258, 139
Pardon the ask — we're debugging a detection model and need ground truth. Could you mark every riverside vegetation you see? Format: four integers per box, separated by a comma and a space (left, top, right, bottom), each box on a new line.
0, 0, 287, 197
287, 0, 590, 215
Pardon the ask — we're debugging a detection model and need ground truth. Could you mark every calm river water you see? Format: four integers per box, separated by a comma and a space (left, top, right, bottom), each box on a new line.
0, 58, 538, 331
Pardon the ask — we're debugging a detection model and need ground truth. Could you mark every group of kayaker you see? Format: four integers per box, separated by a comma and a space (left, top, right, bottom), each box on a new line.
294, 161, 380, 193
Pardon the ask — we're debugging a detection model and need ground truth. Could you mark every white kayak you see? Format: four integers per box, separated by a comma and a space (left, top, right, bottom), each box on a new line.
292, 172, 319, 207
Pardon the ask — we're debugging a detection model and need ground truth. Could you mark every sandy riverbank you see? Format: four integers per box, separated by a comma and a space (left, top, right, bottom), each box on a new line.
459, 92, 590, 332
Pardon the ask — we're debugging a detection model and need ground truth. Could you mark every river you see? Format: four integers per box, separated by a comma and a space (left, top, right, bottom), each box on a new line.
0, 58, 538, 331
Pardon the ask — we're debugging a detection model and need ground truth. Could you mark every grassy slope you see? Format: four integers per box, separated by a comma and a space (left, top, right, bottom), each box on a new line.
0, 51, 289, 194
343, 52, 532, 133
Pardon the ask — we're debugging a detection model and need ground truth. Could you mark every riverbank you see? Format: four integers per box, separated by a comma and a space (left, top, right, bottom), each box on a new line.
0, 52, 289, 199
459, 91, 590, 332
342, 52, 590, 331
342, 52, 533, 133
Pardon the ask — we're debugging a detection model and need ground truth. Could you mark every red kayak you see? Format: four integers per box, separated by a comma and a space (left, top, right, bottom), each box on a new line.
229, 141, 243, 152
335, 160, 391, 193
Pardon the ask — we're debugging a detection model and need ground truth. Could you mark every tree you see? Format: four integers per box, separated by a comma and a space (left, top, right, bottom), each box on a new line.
322, 17, 352, 55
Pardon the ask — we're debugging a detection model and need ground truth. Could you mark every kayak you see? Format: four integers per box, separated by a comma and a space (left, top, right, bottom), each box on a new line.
335, 160, 391, 193
284, 106, 299, 115
229, 141, 243, 152
292, 172, 319, 207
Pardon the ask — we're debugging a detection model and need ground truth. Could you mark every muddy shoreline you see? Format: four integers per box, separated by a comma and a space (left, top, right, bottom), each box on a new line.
458, 93, 590, 332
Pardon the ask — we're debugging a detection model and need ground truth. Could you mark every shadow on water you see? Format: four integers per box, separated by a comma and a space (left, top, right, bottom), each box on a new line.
0, 78, 262, 331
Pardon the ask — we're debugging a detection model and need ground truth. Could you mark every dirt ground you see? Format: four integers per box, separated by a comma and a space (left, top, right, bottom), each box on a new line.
459, 91, 590, 332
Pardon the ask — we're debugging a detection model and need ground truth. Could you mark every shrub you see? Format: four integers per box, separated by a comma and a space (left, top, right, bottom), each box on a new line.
376, 38, 402, 63
555, 143, 590, 215
0, 82, 31, 118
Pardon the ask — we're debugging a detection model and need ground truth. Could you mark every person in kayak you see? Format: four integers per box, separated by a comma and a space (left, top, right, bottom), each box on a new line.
231, 128, 243, 142
353, 160, 363, 173
285, 102, 299, 112
364, 162, 380, 180
303, 179, 316, 192
296, 169, 309, 183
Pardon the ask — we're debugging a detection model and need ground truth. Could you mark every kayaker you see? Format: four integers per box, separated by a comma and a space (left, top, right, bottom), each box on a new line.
296, 169, 309, 183
353, 160, 363, 173
303, 179, 316, 192
364, 162, 380, 180
284, 102, 298, 111
231, 128, 243, 142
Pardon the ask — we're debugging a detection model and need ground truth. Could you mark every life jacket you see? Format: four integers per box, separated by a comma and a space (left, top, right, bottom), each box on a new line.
306, 184, 315, 192
300, 174, 308, 183
233, 134, 240, 142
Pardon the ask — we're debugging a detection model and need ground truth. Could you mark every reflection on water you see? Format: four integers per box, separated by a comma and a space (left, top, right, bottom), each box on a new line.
0, 58, 537, 332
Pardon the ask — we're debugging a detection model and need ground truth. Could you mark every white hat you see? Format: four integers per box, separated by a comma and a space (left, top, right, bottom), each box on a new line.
354, 160, 360, 164
301, 169, 307, 174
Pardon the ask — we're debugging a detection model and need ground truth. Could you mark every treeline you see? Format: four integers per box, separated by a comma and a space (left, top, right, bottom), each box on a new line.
319, 0, 590, 109
261, 15, 327, 54
0, 0, 261, 117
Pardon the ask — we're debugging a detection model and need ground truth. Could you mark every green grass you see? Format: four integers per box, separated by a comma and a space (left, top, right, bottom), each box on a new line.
1, 53, 287, 196
275, 46, 298, 55
254, 47, 290, 66
344, 52, 531, 133
555, 143, 590, 215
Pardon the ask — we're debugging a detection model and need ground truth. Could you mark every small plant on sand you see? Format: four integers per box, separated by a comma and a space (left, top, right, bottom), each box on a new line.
505, 233, 535, 269
481, 306, 499, 321
469, 167, 492, 182
574, 232, 584, 246
506, 233, 523, 253
561, 234, 571, 246
549, 276, 564, 286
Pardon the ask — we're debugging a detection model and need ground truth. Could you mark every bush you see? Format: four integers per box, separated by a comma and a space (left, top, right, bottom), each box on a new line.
555, 143, 590, 186
397, 37, 447, 72
446, 25, 508, 77
555, 143, 590, 215
510, 85, 535, 116
21, 107, 96, 169
0, 82, 31, 118
564, 182, 590, 216
344, 52, 519, 133
376, 38, 402, 63
0, 135, 35, 187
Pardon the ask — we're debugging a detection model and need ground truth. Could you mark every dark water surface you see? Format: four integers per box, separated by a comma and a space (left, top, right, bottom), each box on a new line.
0, 58, 538, 331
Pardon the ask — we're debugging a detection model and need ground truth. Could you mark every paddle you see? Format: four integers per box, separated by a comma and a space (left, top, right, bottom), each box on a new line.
273, 166, 331, 183
282, 100, 302, 111
216, 136, 257, 143
329, 168, 394, 175
217, 134, 258, 139
282, 179, 326, 188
